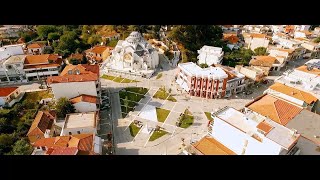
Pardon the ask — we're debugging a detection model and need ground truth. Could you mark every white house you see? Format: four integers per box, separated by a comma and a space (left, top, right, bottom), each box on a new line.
0, 86, 24, 107
209, 107, 301, 155
294, 25, 311, 32
294, 30, 312, 39
60, 112, 99, 136
244, 33, 270, 51
70, 94, 98, 113
106, 31, 159, 78
27, 43, 45, 55
197, 45, 224, 66
47, 64, 100, 100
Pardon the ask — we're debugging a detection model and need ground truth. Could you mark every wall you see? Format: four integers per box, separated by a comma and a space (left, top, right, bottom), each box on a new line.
61, 126, 96, 136
51, 81, 97, 99
73, 102, 97, 113
211, 117, 282, 155
0, 97, 5, 106
250, 38, 269, 51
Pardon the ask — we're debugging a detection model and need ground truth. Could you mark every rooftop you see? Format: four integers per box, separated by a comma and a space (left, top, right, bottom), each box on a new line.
286, 109, 320, 144
192, 136, 236, 155
250, 56, 277, 67
70, 94, 98, 104
246, 94, 303, 126
0, 87, 18, 97
250, 33, 266, 39
89, 46, 108, 54
27, 111, 55, 136
213, 107, 300, 150
24, 54, 61, 65
64, 112, 97, 129
269, 83, 317, 104
46, 147, 78, 155
27, 43, 45, 49
4, 55, 26, 64
178, 62, 228, 79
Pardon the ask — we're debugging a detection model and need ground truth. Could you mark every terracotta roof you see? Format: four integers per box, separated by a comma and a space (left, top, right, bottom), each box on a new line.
17, 37, 25, 43
68, 53, 84, 61
27, 43, 45, 49
247, 94, 303, 125
47, 64, 99, 84
223, 34, 239, 44
24, 63, 61, 69
295, 65, 320, 75
285, 25, 295, 33
192, 136, 236, 155
89, 46, 108, 54
70, 94, 98, 104
249, 56, 277, 67
46, 147, 78, 155
250, 33, 266, 39
33, 134, 94, 152
276, 48, 294, 54
269, 83, 317, 104
0, 87, 18, 97
299, 30, 312, 35
256, 121, 273, 135
27, 111, 54, 136
24, 54, 61, 65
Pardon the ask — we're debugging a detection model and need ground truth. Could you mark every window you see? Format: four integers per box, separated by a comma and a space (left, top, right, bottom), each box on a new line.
77, 131, 81, 134
69, 132, 72, 135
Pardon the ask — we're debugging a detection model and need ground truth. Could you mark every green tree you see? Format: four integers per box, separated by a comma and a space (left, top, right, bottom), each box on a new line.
81, 56, 88, 64
314, 37, 320, 43
87, 34, 101, 46
10, 139, 33, 155
55, 31, 79, 57
36, 25, 58, 40
69, 58, 80, 65
0, 134, 15, 155
56, 97, 75, 118
254, 47, 268, 56
18, 31, 38, 42
48, 32, 60, 41
199, 63, 209, 68
0, 117, 16, 134
127, 25, 149, 33
43, 48, 53, 54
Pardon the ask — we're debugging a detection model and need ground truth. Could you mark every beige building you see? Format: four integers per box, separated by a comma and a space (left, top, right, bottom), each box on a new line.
60, 112, 99, 136
244, 33, 270, 51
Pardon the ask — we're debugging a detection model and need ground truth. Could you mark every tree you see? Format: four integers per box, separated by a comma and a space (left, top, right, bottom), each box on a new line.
18, 31, 38, 42
0, 134, 15, 155
127, 25, 149, 33
69, 58, 80, 65
254, 47, 268, 56
81, 56, 88, 64
43, 48, 53, 54
199, 63, 209, 68
10, 139, 33, 155
124, 96, 129, 113
314, 37, 320, 43
55, 31, 79, 57
56, 97, 75, 118
87, 34, 101, 46
0, 117, 15, 134
48, 32, 60, 41
36, 25, 58, 40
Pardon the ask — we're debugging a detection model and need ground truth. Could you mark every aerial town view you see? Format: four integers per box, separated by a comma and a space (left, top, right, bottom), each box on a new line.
1, 25, 320, 155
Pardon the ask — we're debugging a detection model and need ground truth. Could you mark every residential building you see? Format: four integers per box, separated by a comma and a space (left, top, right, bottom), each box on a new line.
67, 53, 85, 65
0, 55, 26, 82
244, 33, 269, 51
188, 136, 236, 155
264, 83, 318, 112
47, 64, 100, 100
176, 62, 228, 99
234, 65, 266, 82
249, 56, 283, 74
27, 111, 56, 143
102, 31, 120, 42
245, 94, 303, 126
294, 25, 311, 32
85, 45, 113, 65
301, 42, 320, 58
106, 31, 159, 78
0, 44, 24, 61
214, 65, 246, 97
270, 25, 285, 33
32, 133, 102, 155
0, 25, 21, 38
60, 111, 99, 136
313, 27, 320, 36
27, 43, 45, 55
197, 45, 224, 66
294, 30, 312, 39
223, 33, 240, 50
24, 54, 63, 81
274, 38, 301, 49
209, 106, 301, 155
0, 86, 24, 107
70, 94, 98, 113
269, 48, 294, 62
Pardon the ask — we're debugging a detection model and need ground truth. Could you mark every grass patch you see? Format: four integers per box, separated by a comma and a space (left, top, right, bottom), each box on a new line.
178, 109, 194, 128
149, 130, 168, 141
119, 87, 149, 118
205, 112, 213, 121
101, 74, 139, 83
129, 123, 141, 137
156, 73, 162, 79
156, 108, 170, 122
153, 88, 177, 102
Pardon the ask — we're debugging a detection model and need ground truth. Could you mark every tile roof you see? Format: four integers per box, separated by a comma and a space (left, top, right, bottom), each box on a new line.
88, 46, 108, 54
27, 43, 45, 49
247, 94, 303, 125
70, 94, 98, 104
27, 111, 54, 136
46, 147, 78, 155
276, 48, 294, 54
33, 134, 94, 152
269, 83, 317, 104
0, 87, 18, 97
295, 65, 320, 75
68, 53, 84, 61
250, 56, 277, 67
223, 34, 239, 44
24, 54, 61, 65
24, 63, 61, 69
192, 136, 236, 155
256, 121, 273, 135
250, 33, 266, 39
60, 64, 99, 76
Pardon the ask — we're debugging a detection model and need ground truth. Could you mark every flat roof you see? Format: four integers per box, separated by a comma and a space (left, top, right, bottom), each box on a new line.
64, 112, 97, 129
286, 110, 320, 144
178, 62, 228, 79
214, 107, 300, 149
4, 55, 26, 64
